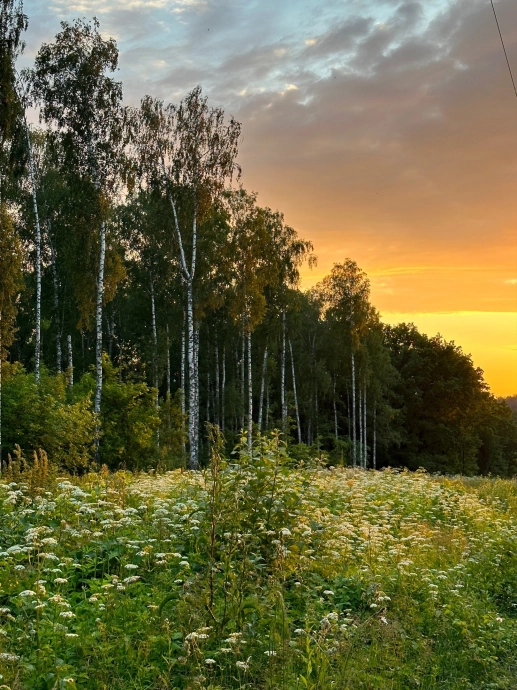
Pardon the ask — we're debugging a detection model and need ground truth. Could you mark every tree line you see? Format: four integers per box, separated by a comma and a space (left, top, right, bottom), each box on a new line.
1, 3, 516, 475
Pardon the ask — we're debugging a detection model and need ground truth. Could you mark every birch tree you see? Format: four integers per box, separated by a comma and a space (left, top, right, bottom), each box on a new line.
32, 18, 125, 454
316, 260, 371, 465
133, 89, 240, 469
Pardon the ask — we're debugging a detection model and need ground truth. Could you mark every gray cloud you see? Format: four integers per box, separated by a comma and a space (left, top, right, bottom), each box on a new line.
20, 0, 517, 311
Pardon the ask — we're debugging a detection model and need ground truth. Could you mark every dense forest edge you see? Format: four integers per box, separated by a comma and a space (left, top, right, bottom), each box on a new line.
1, 2, 516, 478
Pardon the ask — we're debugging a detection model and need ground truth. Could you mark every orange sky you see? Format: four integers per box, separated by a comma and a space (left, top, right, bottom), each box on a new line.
25, 0, 517, 395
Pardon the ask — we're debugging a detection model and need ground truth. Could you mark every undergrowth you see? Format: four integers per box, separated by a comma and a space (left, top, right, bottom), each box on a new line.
0, 431, 516, 689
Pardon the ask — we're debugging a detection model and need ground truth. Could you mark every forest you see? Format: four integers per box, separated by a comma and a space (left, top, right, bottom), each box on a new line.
1, 2, 516, 478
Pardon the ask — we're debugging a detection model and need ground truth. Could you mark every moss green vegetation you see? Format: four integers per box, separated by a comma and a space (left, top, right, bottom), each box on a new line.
1, 434, 517, 689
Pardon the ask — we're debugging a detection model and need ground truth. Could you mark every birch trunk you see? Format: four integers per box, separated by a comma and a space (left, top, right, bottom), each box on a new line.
281, 309, 287, 433
215, 341, 220, 427
247, 330, 252, 453
93, 219, 106, 460
26, 124, 42, 385
67, 334, 73, 388
150, 273, 159, 447
49, 235, 62, 373
186, 282, 198, 469
358, 382, 363, 468
258, 344, 268, 432
221, 344, 226, 432
363, 383, 367, 468
181, 316, 186, 459
150, 273, 159, 409
333, 378, 338, 441
351, 351, 356, 467
289, 338, 302, 444
373, 404, 377, 470
207, 370, 211, 424
166, 181, 199, 469
240, 330, 245, 431
166, 324, 171, 399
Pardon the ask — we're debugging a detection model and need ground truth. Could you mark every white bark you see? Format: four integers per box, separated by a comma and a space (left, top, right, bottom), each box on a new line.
221, 344, 226, 432
166, 323, 171, 399
50, 238, 62, 374
26, 124, 42, 385
207, 369, 211, 424
373, 404, 377, 470
363, 382, 367, 468
289, 338, 302, 444
150, 273, 159, 408
94, 220, 105, 421
215, 341, 220, 427
258, 344, 268, 432
333, 378, 338, 441
186, 285, 198, 468
240, 330, 245, 431
247, 330, 252, 453
351, 351, 356, 467
67, 334, 73, 388
166, 181, 199, 469
181, 315, 186, 458
281, 309, 287, 433
358, 382, 363, 469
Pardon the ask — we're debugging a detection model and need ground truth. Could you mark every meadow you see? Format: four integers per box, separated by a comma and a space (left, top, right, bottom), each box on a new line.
1, 434, 517, 689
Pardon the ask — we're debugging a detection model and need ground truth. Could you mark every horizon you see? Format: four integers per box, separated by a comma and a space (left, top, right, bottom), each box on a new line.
22, 0, 517, 396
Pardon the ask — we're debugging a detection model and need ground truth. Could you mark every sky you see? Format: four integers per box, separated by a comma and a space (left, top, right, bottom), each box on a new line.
22, 0, 517, 395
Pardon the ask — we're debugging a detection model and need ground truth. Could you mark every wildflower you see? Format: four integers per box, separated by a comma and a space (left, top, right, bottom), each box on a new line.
264, 650, 277, 656
205, 658, 216, 666
19, 590, 37, 598
380, 616, 388, 625
294, 629, 304, 635
65, 633, 79, 638
122, 576, 141, 584
185, 632, 199, 641
236, 658, 251, 671
124, 564, 138, 570
14, 564, 25, 571
0, 652, 20, 662
323, 590, 335, 596
280, 528, 291, 536
54, 578, 68, 584
59, 611, 76, 619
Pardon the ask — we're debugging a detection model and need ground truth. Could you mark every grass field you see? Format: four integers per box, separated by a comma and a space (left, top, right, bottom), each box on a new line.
1, 435, 517, 689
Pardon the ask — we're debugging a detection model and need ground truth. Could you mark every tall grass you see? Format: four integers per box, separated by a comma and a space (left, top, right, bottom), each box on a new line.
0, 434, 516, 689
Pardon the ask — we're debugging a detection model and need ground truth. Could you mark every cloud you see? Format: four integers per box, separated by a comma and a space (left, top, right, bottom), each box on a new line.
20, 0, 517, 317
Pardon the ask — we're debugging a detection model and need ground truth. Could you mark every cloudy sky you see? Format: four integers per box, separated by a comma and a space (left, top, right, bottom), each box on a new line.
23, 0, 517, 394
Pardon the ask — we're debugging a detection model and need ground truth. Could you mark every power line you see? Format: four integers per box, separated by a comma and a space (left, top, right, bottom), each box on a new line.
490, 0, 517, 99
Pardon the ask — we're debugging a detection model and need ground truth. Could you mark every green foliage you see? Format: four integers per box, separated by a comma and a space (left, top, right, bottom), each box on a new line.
1, 453, 517, 688
1, 358, 187, 472
1, 362, 94, 470
73, 355, 161, 470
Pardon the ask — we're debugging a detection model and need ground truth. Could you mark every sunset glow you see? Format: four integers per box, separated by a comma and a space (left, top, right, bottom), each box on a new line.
24, 0, 517, 396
